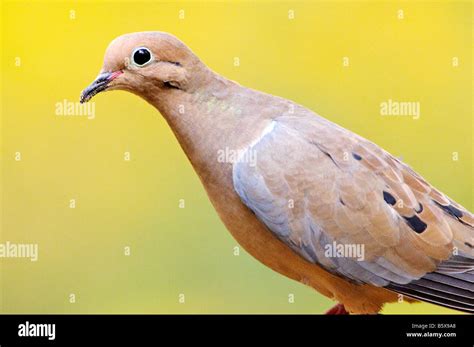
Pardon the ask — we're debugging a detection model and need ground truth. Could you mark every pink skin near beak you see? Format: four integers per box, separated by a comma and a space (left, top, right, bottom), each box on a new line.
80, 70, 123, 103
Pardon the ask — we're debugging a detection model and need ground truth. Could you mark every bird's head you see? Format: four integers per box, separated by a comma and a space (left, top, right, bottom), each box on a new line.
80, 31, 204, 103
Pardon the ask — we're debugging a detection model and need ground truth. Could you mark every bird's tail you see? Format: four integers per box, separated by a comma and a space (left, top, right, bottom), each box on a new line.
387, 255, 474, 313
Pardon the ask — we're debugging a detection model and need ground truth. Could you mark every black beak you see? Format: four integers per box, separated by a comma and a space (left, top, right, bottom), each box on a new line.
80, 71, 122, 103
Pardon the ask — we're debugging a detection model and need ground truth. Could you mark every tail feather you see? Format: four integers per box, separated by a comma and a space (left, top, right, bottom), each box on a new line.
386, 258, 474, 313
387, 284, 474, 313
444, 272, 474, 282
423, 272, 473, 292
412, 278, 473, 299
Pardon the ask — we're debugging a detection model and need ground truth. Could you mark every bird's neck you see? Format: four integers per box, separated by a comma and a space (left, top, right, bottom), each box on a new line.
141, 70, 275, 183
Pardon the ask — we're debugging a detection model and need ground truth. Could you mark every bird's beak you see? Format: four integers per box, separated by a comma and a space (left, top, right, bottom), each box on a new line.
80, 71, 123, 103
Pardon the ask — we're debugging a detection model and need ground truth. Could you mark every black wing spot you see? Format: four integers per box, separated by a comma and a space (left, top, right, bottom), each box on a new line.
433, 200, 466, 223
416, 203, 423, 213
465, 242, 473, 249
339, 198, 345, 206
434, 201, 463, 218
352, 152, 362, 161
446, 205, 463, 218
383, 191, 396, 206
403, 215, 427, 233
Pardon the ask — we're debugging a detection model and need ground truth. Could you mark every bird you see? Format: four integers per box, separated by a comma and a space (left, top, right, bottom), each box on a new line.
80, 32, 474, 314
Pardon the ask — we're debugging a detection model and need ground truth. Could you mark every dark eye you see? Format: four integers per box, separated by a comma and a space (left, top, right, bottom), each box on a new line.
132, 47, 152, 66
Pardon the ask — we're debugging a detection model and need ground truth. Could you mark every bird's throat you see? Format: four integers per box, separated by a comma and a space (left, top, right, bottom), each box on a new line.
142, 76, 276, 188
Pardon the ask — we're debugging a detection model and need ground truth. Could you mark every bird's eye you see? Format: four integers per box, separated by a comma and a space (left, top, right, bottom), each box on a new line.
132, 47, 153, 66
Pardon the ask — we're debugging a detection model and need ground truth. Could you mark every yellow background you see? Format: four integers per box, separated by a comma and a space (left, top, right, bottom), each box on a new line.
1, 0, 472, 313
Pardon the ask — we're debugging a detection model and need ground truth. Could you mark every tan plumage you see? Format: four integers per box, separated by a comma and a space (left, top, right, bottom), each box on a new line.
81, 32, 474, 314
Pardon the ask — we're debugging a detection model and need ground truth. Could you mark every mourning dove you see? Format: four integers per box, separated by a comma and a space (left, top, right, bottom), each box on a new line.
81, 32, 474, 314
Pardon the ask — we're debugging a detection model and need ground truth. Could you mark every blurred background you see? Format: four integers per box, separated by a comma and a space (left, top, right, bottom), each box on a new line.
1, 0, 471, 313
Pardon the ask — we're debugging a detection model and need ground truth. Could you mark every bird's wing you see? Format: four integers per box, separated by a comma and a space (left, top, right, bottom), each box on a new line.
232, 114, 474, 312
